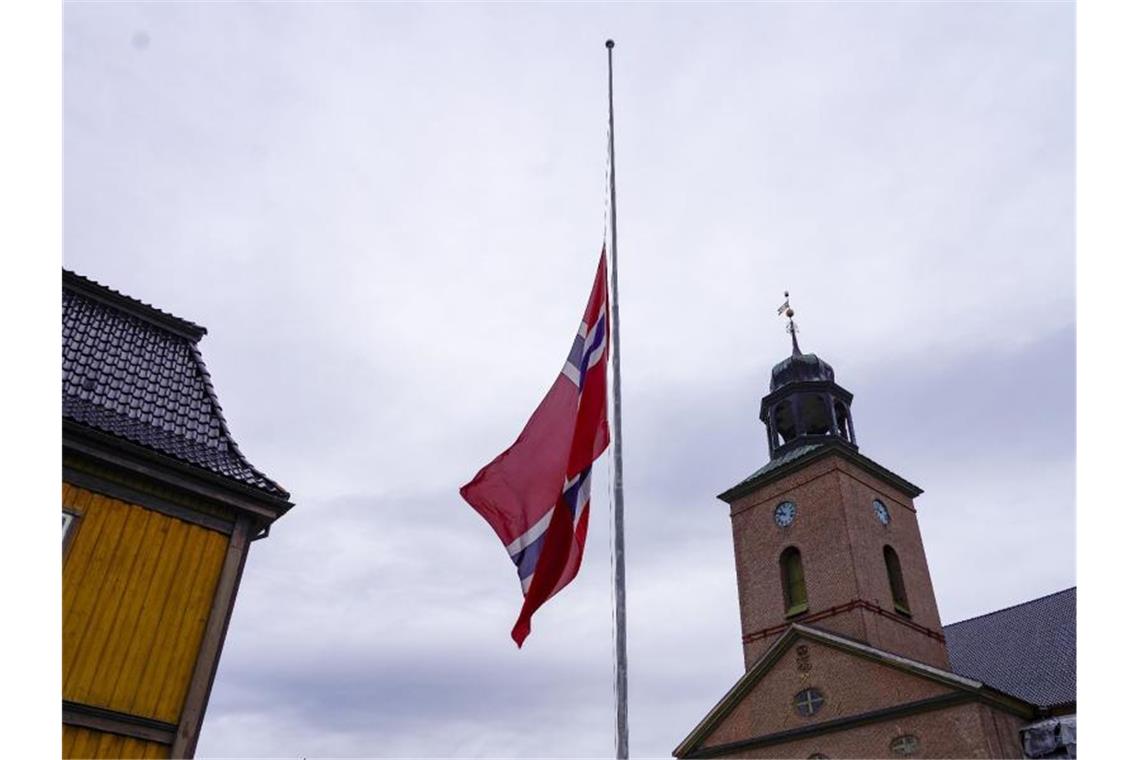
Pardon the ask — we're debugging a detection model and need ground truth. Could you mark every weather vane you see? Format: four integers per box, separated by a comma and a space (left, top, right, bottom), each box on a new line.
777, 291, 802, 355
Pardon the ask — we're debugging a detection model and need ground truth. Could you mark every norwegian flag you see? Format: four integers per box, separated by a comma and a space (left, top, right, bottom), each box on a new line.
460, 250, 610, 646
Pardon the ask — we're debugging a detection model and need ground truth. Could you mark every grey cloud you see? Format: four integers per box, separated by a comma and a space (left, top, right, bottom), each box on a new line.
64, 2, 1072, 757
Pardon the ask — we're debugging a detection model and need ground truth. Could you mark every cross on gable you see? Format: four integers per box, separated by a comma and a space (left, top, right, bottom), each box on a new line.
794, 688, 824, 715
890, 734, 919, 755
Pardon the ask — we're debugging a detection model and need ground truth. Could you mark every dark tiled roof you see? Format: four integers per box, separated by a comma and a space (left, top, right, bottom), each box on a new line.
719, 440, 923, 502
63, 271, 290, 500
722, 443, 826, 495
944, 587, 1075, 709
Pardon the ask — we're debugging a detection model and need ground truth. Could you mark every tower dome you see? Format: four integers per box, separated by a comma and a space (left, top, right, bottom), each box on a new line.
769, 352, 835, 392
760, 296, 856, 457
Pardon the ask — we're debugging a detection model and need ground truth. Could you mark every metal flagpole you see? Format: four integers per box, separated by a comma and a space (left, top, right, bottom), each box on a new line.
604, 38, 630, 760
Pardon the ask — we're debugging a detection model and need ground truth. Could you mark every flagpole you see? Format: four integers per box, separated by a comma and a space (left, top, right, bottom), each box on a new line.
605, 38, 630, 760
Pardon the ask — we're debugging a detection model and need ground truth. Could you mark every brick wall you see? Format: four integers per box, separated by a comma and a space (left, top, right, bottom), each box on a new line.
730, 458, 863, 667
703, 638, 953, 748
835, 458, 948, 668
713, 701, 1023, 759
726, 451, 949, 669
692, 638, 1024, 758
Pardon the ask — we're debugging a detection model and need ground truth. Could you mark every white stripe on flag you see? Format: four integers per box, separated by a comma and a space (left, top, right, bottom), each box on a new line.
573, 471, 592, 529
561, 360, 581, 386
505, 506, 555, 556
512, 470, 590, 593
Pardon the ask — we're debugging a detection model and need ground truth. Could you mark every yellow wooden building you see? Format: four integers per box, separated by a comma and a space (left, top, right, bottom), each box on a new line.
62, 271, 293, 758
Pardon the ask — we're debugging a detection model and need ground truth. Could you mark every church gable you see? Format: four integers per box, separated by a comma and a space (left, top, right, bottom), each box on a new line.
676, 625, 1026, 758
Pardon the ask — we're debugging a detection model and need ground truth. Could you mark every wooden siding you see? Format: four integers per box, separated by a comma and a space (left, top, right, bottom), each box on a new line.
63, 726, 168, 759
63, 483, 228, 745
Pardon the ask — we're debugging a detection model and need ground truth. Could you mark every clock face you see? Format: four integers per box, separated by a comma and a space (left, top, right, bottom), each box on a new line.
774, 501, 797, 528
873, 499, 890, 525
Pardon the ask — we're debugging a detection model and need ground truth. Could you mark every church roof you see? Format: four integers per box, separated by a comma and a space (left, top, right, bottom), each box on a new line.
718, 439, 922, 502
944, 587, 1075, 710
62, 270, 290, 500
727, 441, 826, 489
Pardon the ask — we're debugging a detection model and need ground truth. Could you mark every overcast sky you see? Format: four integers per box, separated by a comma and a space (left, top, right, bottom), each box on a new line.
63, 3, 1073, 757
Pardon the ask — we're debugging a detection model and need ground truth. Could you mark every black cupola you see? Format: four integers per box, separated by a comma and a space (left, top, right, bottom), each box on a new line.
760, 296, 857, 458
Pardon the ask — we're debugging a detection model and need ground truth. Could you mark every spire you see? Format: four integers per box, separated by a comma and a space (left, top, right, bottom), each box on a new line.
777, 291, 801, 356
763, 292, 858, 458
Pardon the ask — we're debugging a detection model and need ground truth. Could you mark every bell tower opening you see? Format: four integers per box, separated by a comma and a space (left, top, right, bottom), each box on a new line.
802, 394, 832, 436
834, 400, 855, 444
774, 401, 796, 445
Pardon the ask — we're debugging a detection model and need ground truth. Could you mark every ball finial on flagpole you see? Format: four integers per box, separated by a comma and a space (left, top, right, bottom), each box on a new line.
606, 39, 615, 49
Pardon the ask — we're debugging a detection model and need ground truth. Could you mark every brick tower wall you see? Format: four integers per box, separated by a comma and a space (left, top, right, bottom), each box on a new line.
727, 451, 949, 669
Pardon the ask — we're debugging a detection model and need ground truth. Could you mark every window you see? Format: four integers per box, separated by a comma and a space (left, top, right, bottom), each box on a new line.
889, 734, 919, 756
884, 545, 910, 615
793, 687, 825, 717
781, 547, 808, 616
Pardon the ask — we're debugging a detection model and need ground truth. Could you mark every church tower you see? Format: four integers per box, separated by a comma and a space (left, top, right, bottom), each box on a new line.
674, 297, 1059, 759
722, 298, 950, 670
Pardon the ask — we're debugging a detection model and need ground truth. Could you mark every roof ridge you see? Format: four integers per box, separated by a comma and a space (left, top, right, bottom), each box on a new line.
945, 586, 1075, 629
63, 269, 207, 342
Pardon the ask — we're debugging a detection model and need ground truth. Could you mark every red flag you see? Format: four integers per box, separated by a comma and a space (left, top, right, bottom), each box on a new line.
460, 251, 610, 646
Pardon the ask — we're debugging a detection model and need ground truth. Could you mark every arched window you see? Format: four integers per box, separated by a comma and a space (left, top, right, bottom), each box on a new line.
883, 546, 910, 615
781, 547, 808, 616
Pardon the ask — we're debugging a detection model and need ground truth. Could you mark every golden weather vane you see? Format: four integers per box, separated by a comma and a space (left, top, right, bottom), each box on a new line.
777, 291, 802, 355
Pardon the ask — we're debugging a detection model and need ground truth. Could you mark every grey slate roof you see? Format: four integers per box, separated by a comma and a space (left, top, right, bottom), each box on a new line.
63, 271, 290, 500
725, 443, 825, 493
719, 439, 924, 502
944, 587, 1075, 709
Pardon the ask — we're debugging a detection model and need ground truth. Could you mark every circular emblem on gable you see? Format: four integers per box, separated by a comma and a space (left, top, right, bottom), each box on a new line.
793, 687, 824, 717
